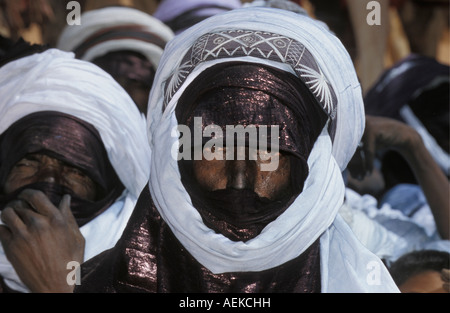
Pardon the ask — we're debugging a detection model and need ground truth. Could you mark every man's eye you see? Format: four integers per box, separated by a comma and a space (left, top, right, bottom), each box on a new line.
66, 167, 86, 177
15, 159, 36, 168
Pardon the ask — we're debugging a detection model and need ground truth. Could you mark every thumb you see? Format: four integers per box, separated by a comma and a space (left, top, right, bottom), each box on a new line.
59, 195, 77, 227
0, 224, 12, 246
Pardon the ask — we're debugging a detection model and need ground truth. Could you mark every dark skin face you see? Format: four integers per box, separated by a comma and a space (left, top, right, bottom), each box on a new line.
192, 147, 291, 200
399, 270, 448, 293
0, 152, 93, 292
2, 153, 97, 201
114, 74, 152, 115
93, 51, 155, 115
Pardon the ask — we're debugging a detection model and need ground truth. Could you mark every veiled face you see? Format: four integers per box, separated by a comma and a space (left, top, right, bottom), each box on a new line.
176, 64, 327, 238
3, 153, 98, 201
93, 51, 155, 115
192, 147, 292, 201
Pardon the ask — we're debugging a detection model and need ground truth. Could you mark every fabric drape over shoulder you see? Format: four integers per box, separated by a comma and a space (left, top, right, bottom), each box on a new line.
0, 49, 151, 292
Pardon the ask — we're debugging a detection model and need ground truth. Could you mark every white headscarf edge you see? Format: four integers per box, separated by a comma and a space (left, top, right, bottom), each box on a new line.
0, 49, 151, 198
57, 6, 174, 69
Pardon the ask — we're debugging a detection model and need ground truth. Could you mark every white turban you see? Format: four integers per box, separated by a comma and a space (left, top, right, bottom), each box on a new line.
146, 7, 399, 292
0, 49, 151, 292
154, 0, 242, 34
57, 6, 174, 70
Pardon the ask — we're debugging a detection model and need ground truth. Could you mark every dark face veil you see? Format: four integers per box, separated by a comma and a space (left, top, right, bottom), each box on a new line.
176, 62, 328, 241
0, 111, 124, 226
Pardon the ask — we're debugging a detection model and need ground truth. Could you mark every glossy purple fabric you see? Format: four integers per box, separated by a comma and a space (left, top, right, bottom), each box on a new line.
76, 186, 321, 293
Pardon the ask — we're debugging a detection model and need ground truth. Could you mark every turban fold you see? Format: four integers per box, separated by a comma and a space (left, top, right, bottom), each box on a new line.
57, 6, 174, 70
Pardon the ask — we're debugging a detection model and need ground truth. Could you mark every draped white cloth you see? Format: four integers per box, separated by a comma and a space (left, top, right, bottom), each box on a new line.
0, 49, 151, 292
340, 188, 411, 263
342, 187, 450, 265
147, 7, 399, 292
57, 6, 174, 70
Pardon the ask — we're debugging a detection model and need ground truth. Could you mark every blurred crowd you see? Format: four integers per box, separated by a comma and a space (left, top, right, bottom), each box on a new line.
0, 0, 448, 294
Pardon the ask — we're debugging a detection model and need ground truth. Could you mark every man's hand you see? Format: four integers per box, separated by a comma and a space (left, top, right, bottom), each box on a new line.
0, 0, 54, 31
348, 115, 449, 239
0, 189, 84, 293
348, 115, 423, 180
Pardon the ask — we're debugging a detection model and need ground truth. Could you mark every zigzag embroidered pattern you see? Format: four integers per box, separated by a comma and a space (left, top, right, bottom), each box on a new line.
164, 29, 337, 119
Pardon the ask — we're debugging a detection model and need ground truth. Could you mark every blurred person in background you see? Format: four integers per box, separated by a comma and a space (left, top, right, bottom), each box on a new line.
57, 6, 174, 115
153, 0, 242, 35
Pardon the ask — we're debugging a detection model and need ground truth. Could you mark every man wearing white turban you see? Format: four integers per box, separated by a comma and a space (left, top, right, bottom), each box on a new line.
0, 45, 151, 293
57, 6, 174, 115
74, 7, 399, 293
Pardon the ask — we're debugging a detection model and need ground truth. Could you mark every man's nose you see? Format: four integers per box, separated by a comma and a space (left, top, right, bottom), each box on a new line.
36, 164, 62, 184
226, 159, 256, 190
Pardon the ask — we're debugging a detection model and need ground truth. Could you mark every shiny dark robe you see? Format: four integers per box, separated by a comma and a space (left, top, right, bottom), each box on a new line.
75, 185, 321, 293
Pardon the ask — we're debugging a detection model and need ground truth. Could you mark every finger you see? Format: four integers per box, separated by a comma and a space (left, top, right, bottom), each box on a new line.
0, 225, 12, 245
0, 207, 27, 236
5, 199, 32, 211
17, 189, 59, 217
59, 195, 78, 228
11, 206, 44, 228
5, 198, 48, 228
